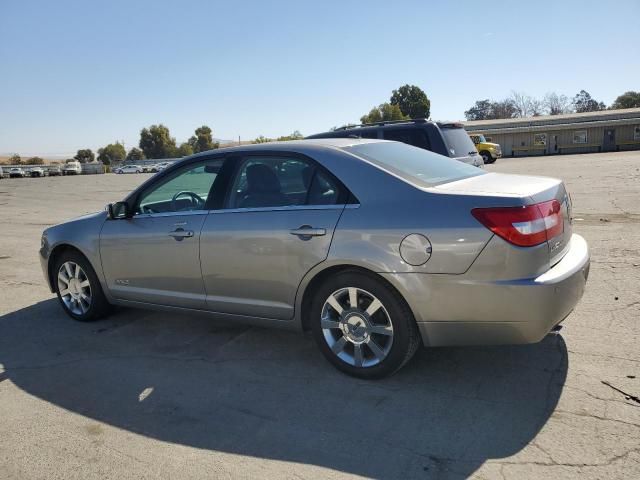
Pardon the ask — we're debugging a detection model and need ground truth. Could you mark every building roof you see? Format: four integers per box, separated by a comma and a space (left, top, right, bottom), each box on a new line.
463, 107, 640, 129
463, 108, 640, 134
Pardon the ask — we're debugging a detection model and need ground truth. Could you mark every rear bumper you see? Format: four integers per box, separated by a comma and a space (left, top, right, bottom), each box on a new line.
382, 234, 590, 347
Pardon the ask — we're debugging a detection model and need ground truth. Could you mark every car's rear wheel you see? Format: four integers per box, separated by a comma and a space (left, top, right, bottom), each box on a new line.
310, 271, 420, 379
54, 251, 111, 322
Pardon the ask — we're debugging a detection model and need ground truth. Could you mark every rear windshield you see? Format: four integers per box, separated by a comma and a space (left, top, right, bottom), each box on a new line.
344, 141, 484, 188
441, 127, 477, 157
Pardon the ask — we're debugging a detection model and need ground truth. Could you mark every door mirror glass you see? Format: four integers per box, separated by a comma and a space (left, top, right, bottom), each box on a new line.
107, 201, 131, 219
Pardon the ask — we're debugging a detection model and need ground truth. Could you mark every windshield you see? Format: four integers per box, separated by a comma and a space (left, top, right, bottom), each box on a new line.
441, 127, 477, 157
344, 141, 484, 188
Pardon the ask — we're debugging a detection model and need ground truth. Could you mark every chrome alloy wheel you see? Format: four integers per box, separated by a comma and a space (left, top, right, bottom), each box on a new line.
321, 287, 394, 368
57, 261, 92, 315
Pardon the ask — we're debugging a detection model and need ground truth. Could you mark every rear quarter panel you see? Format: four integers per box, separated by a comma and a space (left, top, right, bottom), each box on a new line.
308, 146, 526, 275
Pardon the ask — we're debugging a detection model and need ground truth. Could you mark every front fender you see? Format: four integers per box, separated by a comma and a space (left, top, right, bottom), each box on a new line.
40, 211, 108, 294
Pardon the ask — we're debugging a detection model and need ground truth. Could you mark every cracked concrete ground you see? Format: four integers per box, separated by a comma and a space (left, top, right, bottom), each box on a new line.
0, 150, 638, 479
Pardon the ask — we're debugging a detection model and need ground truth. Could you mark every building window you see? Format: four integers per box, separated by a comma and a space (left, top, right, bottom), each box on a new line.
534, 133, 547, 146
634, 126, 640, 141
573, 130, 588, 144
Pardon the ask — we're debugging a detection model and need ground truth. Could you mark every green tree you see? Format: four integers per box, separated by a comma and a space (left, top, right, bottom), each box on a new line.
97, 142, 126, 165
139, 124, 177, 159
572, 90, 606, 113
187, 125, 219, 153
7, 154, 21, 165
390, 84, 431, 119
126, 147, 145, 162
611, 91, 640, 109
464, 100, 495, 121
361, 103, 407, 124
464, 98, 518, 120
26, 156, 44, 165
177, 142, 194, 157
276, 130, 304, 141
74, 149, 95, 163
253, 135, 271, 144
491, 99, 518, 119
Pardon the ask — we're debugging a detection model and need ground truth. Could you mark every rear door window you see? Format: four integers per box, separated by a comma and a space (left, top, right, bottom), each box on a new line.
358, 130, 379, 139
383, 128, 431, 150
227, 156, 344, 209
440, 127, 477, 157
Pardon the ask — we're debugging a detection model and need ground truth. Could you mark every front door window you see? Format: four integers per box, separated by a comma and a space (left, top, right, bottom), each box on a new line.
136, 159, 224, 214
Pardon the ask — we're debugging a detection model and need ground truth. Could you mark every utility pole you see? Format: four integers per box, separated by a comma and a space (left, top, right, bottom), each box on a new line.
238, 135, 241, 145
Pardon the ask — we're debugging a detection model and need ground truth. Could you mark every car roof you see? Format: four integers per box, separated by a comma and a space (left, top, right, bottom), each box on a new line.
188, 137, 385, 159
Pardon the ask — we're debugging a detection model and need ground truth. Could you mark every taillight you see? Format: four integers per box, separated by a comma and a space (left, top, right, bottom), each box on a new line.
472, 200, 563, 247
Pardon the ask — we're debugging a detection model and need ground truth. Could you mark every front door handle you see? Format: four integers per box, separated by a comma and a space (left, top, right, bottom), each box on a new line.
290, 226, 326, 238
169, 228, 194, 241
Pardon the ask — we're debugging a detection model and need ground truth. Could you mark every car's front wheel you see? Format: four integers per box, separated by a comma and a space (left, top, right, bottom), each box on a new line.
480, 151, 493, 164
54, 251, 111, 322
310, 271, 420, 379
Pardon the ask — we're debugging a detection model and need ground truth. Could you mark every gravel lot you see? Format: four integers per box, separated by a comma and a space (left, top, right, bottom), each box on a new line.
1, 151, 638, 479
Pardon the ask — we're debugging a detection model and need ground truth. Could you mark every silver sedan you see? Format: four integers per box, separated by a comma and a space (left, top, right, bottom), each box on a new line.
40, 139, 590, 378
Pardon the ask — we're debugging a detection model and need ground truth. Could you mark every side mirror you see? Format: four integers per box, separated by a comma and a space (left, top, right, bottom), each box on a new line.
106, 201, 131, 219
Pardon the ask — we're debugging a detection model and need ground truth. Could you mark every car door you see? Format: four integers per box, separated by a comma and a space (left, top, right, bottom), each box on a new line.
100, 157, 228, 309
200, 153, 348, 320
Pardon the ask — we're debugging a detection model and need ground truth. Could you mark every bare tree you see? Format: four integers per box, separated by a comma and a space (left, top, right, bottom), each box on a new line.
544, 92, 573, 115
510, 91, 543, 117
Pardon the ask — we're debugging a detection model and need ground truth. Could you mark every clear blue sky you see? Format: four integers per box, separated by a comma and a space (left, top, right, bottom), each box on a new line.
1, 0, 638, 157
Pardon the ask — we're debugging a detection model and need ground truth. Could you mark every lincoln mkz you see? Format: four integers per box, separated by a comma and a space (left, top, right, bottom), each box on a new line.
40, 139, 589, 378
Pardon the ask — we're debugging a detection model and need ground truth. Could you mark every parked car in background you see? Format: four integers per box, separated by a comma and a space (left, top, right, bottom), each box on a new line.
63, 161, 82, 175
307, 119, 484, 167
40, 139, 589, 378
468, 133, 502, 164
155, 162, 173, 171
9, 167, 25, 178
29, 166, 46, 177
0, 166, 4, 179
48, 165, 62, 176
114, 165, 143, 174
141, 165, 156, 173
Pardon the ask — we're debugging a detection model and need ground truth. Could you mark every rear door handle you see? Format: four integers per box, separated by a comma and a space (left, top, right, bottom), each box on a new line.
169, 228, 194, 240
290, 226, 326, 238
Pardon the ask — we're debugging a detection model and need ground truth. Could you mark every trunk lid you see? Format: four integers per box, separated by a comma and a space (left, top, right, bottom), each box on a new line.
436, 172, 573, 268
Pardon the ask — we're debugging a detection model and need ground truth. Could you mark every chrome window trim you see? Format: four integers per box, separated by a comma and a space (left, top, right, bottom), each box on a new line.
208, 203, 358, 215
133, 210, 209, 219
132, 203, 361, 218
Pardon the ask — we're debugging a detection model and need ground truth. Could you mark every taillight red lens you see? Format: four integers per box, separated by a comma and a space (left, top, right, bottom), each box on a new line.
472, 200, 563, 247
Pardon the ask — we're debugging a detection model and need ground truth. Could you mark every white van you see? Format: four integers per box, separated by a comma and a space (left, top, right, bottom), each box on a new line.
63, 161, 82, 175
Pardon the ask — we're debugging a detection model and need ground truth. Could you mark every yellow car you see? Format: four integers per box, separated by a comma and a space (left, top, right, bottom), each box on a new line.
469, 133, 502, 164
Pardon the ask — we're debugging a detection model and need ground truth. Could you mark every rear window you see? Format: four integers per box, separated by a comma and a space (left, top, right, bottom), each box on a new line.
441, 127, 477, 157
344, 141, 484, 188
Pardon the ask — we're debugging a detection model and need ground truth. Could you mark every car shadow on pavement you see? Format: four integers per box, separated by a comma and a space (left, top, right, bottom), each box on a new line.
0, 299, 568, 479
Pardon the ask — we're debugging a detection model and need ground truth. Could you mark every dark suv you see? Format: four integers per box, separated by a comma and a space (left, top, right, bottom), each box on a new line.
307, 119, 483, 167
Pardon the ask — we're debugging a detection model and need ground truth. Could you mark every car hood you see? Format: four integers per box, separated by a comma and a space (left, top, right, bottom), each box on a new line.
46, 211, 107, 233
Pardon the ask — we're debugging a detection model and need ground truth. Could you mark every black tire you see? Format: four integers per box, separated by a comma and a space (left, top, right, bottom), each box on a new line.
310, 270, 420, 379
54, 251, 111, 322
480, 151, 493, 164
